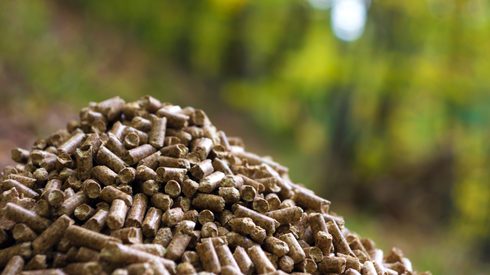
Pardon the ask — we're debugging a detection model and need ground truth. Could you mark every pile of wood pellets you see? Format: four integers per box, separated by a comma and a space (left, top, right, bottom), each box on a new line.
0, 96, 429, 275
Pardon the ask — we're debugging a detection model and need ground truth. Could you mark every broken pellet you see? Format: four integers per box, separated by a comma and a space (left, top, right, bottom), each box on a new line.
219, 187, 241, 204
278, 255, 294, 273
162, 207, 184, 227
32, 215, 73, 254
64, 225, 121, 250
248, 245, 276, 274
125, 193, 148, 227
160, 144, 188, 158
153, 227, 173, 248
4, 203, 51, 232
190, 159, 214, 180
136, 165, 157, 181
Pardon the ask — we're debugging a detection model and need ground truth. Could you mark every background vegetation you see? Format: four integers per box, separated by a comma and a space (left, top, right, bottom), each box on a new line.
1, 1, 489, 273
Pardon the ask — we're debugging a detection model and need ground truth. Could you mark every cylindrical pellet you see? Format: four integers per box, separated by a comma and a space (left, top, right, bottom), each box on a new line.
64, 225, 121, 251
4, 203, 51, 233
196, 238, 221, 273
125, 193, 148, 227
247, 245, 276, 274
32, 215, 73, 254
107, 199, 129, 230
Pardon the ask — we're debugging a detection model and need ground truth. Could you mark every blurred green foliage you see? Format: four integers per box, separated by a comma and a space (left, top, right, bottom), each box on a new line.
1, 0, 490, 273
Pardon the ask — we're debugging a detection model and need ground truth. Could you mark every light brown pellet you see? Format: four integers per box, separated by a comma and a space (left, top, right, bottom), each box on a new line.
182, 179, 199, 198
196, 238, 221, 273
81, 179, 101, 199
278, 255, 294, 273
164, 180, 181, 198
248, 245, 276, 274
192, 193, 226, 213
162, 207, 184, 227
4, 203, 51, 233
32, 215, 73, 254
64, 225, 121, 251
111, 227, 143, 244
128, 144, 156, 165
156, 167, 187, 183
264, 236, 290, 257
12, 224, 37, 242
152, 193, 174, 211
233, 246, 254, 275
1, 255, 24, 275
279, 233, 305, 264
74, 204, 95, 221
83, 208, 109, 232
96, 146, 127, 173
149, 116, 167, 148
125, 193, 148, 227
118, 167, 137, 185
234, 204, 279, 235
319, 255, 347, 274
91, 165, 118, 186
142, 207, 163, 237
107, 199, 129, 230
165, 232, 192, 261
100, 185, 133, 207
0, 242, 32, 267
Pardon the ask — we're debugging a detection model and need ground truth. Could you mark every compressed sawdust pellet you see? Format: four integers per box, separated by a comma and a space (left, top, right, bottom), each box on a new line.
0, 96, 428, 275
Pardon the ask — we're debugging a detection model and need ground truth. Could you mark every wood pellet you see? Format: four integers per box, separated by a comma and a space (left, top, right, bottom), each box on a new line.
0, 96, 429, 275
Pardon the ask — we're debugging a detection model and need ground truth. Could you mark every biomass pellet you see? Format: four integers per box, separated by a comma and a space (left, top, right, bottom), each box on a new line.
100, 185, 133, 207
64, 225, 121, 251
4, 203, 51, 232
1, 255, 24, 275
83, 208, 108, 232
12, 224, 37, 242
142, 207, 163, 237
125, 193, 148, 227
279, 233, 306, 264
111, 227, 143, 244
107, 199, 129, 230
196, 238, 221, 273
32, 215, 73, 254
248, 245, 276, 274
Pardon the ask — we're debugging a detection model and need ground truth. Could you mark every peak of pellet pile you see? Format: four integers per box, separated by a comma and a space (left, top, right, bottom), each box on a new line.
0, 96, 429, 275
